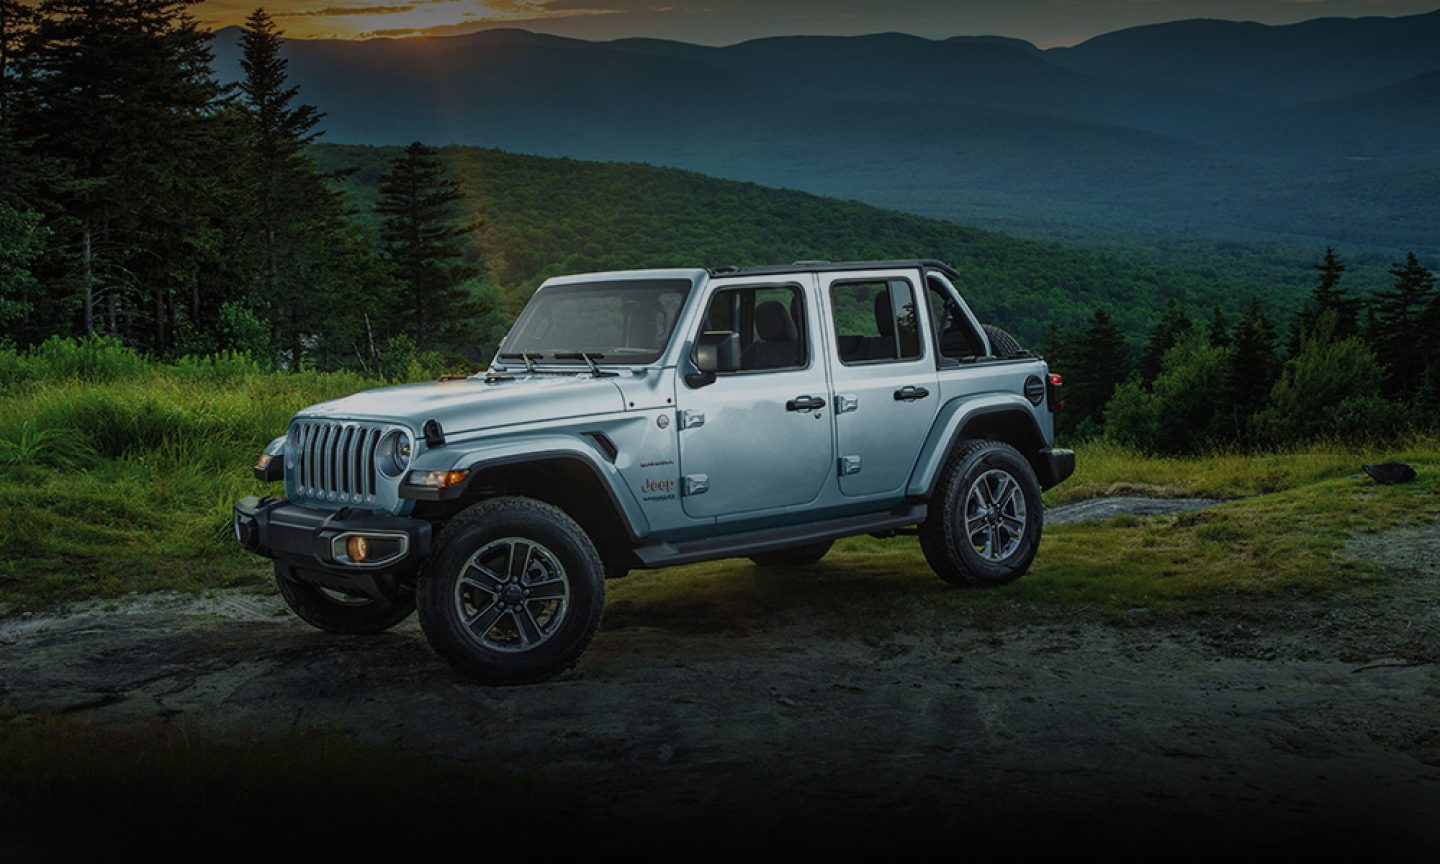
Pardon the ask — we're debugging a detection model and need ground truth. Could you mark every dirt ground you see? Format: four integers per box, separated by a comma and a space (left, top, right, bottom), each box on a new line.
2, 504, 1437, 857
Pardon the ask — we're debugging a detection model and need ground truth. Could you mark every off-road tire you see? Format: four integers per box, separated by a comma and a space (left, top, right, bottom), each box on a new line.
274, 562, 415, 634
982, 324, 1028, 359
919, 440, 1044, 588
749, 540, 833, 567
417, 497, 605, 685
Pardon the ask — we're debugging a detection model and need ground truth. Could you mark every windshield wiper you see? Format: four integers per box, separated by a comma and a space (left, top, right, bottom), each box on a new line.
553, 351, 618, 377
498, 352, 542, 373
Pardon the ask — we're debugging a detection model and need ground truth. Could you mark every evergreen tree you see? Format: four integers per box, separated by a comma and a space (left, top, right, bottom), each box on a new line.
238, 8, 321, 307
1207, 303, 1230, 346
376, 141, 484, 350
1064, 307, 1131, 434
1300, 247, 1361, 343
1225, 296, 1279, 439
1137, 299, 1191, 387
1368, 252, 1436, 401
16, 0, 229, 350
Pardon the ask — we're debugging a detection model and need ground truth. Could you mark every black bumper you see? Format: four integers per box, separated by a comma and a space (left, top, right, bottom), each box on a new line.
1036, 448, 1076, 490
233, 496, 432, 577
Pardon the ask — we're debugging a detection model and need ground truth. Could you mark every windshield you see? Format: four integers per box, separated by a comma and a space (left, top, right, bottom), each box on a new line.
499, 279, 692, 365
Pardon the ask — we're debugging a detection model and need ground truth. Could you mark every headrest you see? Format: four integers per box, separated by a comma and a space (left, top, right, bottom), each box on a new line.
755, 300, 797, 342
874, 289, 895, 339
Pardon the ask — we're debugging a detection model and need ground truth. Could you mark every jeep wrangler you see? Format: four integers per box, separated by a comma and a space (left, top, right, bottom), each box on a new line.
234, 260, 1073, 684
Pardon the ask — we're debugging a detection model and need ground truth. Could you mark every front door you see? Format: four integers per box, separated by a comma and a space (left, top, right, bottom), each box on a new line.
821, 270, 940, 498
676, 279, 835, 519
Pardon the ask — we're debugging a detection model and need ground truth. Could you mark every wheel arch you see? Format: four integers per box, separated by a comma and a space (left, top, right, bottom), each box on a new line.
409, 438, 650, 561
908, 396, 1050, 498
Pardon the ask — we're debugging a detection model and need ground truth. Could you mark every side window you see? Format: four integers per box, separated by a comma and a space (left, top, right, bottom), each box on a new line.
700, 284, 807, 372
831, 279, 922, 365
926, 279, 985, 362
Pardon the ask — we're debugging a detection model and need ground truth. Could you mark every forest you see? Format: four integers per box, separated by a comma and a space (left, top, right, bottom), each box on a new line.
1, 1, 1437, 456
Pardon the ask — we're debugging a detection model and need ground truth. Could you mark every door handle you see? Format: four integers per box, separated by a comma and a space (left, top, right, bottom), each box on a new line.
786, 395, 827, 412
893, 386, 930, 401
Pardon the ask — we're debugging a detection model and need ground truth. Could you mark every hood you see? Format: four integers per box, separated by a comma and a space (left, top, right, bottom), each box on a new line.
297, 374, 627, 436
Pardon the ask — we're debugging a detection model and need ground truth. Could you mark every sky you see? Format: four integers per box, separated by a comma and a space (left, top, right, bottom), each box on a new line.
191, 1, 1440, 47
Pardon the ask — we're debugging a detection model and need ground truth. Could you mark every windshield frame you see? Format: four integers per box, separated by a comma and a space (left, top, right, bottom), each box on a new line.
495, 277, 697, 369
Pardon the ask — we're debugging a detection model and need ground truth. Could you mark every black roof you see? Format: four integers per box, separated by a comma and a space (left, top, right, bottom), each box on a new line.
708, 259, 961, 280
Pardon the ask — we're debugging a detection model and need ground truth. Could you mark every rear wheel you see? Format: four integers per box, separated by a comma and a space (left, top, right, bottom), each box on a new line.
749, 540, 833, 567
919, 440, 1043, 587
417, 497, 605, 685
273, 563, 415, 634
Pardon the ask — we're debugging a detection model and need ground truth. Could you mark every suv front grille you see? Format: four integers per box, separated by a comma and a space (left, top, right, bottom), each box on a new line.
291, 420, 384, 504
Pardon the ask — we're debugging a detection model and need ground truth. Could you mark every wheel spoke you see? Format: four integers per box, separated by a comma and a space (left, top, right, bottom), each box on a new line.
1001, 514, 1026, 534
989, 475, 1012, 508
526, 578, 567, 600
507, 541, 533, 582
461, 564, 504, 595
988, 525, 1003, 558
513, 606, 543, 645
466, 602, 505, 636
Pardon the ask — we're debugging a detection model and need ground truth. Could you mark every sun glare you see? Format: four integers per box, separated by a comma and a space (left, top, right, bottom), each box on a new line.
196, 1, 541, 40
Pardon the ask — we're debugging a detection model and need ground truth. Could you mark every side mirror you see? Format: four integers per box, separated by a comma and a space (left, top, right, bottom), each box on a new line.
687, 331, 741, 387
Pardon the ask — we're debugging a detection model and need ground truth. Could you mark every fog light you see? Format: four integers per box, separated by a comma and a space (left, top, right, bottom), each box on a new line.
347, 535, 370, 563
255, 453, 272, 471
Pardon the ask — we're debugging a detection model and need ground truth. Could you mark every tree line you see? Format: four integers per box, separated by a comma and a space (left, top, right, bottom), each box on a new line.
1043, 247, 1440, 452
0, 2, 484, 373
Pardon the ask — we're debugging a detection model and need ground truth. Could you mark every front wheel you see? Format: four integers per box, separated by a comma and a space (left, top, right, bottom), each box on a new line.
417, 497, 605, 685
919, 440, 1044, 587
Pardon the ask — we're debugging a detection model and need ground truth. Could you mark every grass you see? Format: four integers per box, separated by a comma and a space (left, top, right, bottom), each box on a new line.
3, 337, 1438, 617
0, 714, 567, 853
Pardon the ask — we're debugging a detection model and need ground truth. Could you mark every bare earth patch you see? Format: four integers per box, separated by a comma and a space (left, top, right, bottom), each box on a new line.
3, 522, 1439, 857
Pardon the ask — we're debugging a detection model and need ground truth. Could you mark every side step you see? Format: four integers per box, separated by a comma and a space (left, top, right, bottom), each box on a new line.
633, 503, 927, 569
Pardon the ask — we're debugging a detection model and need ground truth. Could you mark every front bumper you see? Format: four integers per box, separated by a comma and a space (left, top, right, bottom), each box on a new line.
1036, 448, 1076, 490
233, 496, 432, 577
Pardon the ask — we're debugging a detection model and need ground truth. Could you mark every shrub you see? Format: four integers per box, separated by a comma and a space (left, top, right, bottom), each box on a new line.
1254, 314, 1400, 444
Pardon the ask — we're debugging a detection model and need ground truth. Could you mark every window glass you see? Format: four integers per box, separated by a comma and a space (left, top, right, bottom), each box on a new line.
700, 284, 807, 372
831, 279, 922, 364
502, 279, 691, 364
927, 280, 985, 361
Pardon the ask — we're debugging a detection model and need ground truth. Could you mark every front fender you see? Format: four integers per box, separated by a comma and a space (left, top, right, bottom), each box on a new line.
906, 393, 1046, 498
400, 434, 652, 540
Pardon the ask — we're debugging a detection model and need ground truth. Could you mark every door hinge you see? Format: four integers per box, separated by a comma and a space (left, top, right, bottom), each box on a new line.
679, 410, 705, 430
835, 394, 859, 414
839, 455, 862, 476
683, 474, 710, 496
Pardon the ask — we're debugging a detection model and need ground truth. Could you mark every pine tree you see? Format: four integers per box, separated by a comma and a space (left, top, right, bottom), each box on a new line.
1369, 252, 1436, 401
238, 8, 321, 306
1065, 307, 1131, 433
1226, 296, 1279, 439
1137, 299, 1191, 387
1291, 247, 1361, 353
376, 141, 483, 350
1207, 304, 1230, 346
16, 0, 228, 349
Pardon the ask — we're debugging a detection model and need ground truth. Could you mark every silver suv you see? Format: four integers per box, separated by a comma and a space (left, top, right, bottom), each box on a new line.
234, 260, 1073, 684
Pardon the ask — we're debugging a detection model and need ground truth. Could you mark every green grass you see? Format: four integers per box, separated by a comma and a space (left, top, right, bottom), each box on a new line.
3, 337, 1437, 616
0, 715, 565, 853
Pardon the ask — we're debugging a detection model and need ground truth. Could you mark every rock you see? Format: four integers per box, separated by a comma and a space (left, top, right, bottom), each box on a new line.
1362, 462, 1416, 485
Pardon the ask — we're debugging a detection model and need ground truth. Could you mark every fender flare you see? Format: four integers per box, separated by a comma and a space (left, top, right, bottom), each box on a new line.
906, 394, 1047, 498
400, 434, 651, 541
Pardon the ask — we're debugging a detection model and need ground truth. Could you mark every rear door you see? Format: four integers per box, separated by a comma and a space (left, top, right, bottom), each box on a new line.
820, 268, 940, 498
675, 278, 835, 519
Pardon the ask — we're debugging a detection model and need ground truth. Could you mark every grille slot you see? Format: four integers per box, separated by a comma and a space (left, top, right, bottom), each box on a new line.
291, 420, 387, 504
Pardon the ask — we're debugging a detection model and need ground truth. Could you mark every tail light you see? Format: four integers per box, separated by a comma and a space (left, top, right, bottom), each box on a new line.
1047, 373, 1065, 412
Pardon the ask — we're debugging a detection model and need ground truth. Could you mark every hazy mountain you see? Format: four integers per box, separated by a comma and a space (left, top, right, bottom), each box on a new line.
1048, 9, 1440, 104
208, 9, 1440, 256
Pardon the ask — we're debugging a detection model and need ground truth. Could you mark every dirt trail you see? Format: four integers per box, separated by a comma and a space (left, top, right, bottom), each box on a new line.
2, 514, 1438, 855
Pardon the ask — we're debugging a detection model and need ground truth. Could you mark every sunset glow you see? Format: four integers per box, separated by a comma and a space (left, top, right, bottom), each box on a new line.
192, 0, 1440, 46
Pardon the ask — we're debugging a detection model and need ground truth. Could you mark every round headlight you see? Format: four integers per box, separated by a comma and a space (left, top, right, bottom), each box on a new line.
377, 430, 414, 478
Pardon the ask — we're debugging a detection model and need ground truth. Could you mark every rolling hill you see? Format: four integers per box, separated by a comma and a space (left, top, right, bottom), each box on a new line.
313, 143, 1318, 348
209, 10, 1440, 259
